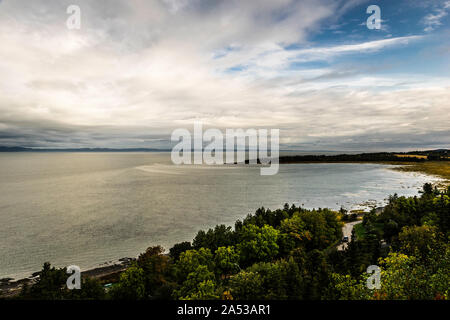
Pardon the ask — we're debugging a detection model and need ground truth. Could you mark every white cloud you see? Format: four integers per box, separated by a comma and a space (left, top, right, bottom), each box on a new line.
423, 1, 450, 32
0, 0, 448, 150
213, 36, 423, 80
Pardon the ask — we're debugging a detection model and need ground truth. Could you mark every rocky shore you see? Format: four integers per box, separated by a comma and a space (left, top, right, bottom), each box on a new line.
0, 257, 135, 298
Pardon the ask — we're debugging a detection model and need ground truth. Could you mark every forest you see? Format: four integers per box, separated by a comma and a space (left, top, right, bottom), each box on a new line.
278, 150, 450, 164
12, 183, 450, 300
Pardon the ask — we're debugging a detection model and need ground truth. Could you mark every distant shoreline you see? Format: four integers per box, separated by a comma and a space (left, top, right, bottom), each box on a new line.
1, 147, 448, 155
278, 150, 449, 163
0, 146, 171, 152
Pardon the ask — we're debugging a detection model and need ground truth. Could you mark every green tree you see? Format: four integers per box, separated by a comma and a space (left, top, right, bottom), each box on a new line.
280, 214, 307, 250
420, 183, 434, 195
192, 225, 235, 252
169, 241, 192, 261
67, 277, 106, 300
325, 273, 371, 300
214, 246, 240, 277
247, 258, 305, 299
285, 209, 343, 251
137, 246, 175, 299
20, 262, 67, 300
398, 225, 444, 263
228, 271, 264, 300
174, 265, 219, 300
109, 265, 146, 300
375, 253, 431, 300
237, 224, 279, 266
175, 248, 214, 282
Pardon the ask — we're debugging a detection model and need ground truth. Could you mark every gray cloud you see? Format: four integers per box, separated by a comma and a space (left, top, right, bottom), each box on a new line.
0, 0, 448, 150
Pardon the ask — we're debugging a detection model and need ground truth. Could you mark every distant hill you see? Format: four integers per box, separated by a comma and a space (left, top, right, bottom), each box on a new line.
0, 147, 448, 160
0, 146, 170, 152
0, 146, 31, 152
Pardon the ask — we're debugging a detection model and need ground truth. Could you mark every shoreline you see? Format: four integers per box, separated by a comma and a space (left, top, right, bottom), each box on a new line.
0, 258, 135, 298
280, 160, 450, 186
1, 206, 387, 298
1, 161, 447, 298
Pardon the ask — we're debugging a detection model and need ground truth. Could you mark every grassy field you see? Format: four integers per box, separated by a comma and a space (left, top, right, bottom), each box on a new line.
394, 154, 428, 159
392, 161, 450, 186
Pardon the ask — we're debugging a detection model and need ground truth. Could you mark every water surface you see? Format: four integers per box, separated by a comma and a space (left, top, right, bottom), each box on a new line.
0, 152, 440, 279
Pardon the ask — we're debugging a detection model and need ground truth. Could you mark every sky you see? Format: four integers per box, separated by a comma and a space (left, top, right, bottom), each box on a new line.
0, 0, 449, 151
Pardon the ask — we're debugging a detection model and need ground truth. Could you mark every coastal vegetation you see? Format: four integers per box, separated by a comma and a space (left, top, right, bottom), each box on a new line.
6, 183, 449, 300
392, 161, 450, 184
278, 149, 449, 164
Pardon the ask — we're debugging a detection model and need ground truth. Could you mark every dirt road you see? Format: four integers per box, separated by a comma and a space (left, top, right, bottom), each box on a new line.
337, 221, 361, 250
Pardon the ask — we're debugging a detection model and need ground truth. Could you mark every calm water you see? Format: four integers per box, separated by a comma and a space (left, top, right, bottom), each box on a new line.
0, 152, 440, 279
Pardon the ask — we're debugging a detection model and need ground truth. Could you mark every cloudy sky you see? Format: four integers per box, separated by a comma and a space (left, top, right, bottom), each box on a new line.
0, 0, 449, 150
